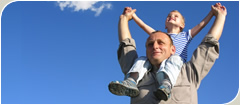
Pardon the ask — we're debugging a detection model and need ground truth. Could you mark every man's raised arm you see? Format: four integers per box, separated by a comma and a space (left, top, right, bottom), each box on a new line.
208, 3, 227, 40
118, 7, 136, 42
187, 3, 227, 89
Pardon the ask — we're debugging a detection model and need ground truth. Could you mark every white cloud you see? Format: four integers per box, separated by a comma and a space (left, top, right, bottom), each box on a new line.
57, 1, 112, 16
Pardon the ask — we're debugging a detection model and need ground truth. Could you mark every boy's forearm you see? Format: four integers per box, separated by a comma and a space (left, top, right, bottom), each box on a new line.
132, 13, 145, 29
132, 13, 155, 35
208, 14, 226, 40
199, 11, 214, 29
191, 11, 214, 37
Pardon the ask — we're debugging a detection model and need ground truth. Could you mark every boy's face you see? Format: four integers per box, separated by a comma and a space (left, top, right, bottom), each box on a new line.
165, 11, 185, 31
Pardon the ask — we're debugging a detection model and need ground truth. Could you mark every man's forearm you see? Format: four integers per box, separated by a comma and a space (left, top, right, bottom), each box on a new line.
118, 15, 132, 43
208, 14, 226, 40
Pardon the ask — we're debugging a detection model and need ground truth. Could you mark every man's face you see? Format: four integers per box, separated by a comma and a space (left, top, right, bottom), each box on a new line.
146, 32, 175, 67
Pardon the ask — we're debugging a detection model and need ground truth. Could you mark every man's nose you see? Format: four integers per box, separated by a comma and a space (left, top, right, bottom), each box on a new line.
153, 42, 159, 49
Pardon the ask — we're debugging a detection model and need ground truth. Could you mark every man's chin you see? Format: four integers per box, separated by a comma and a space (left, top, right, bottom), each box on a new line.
152, 56, 162, 61
149, 57, 162, 65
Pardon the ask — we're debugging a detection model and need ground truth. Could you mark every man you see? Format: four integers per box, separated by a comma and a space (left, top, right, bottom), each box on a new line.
111, 3, 227, 104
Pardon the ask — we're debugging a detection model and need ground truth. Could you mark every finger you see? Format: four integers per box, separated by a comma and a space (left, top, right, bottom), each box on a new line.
211, 5, 216, 9
123, 7, 128, 12
127, 7, 132, 10
215, 2, 221, 7
125, 7, 131, 11
132, 9, 137, 13
222, 6, 227, 12
218, 2, 222, 6
126, 7, 133, 12
123, 7, 129, 14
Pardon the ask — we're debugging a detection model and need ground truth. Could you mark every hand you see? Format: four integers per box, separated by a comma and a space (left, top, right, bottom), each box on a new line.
211, 2, 227, 17
120, 7, 137, 21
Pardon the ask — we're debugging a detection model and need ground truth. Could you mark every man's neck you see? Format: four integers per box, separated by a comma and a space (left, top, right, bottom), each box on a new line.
152, 64, 160, 73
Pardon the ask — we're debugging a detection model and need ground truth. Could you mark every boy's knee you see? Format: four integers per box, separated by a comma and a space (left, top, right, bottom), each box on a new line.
167, 54, 183, 67
169, 54, 182, 61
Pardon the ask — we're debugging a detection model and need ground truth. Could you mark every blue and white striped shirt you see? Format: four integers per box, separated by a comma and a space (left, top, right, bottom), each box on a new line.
168, 30, 192, 62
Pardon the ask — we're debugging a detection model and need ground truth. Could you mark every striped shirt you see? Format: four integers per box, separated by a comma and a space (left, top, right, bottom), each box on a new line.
168, 30, 192, 62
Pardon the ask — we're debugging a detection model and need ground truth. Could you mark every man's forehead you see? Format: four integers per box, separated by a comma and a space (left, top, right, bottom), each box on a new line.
146, 31, 173, 46
148, 31, 169, 40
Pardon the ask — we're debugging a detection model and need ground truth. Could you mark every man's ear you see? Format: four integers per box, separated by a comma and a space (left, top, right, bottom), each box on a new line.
171, 45, 176, 55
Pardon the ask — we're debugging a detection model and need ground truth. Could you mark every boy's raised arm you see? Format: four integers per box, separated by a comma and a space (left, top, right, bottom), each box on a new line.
190, 6, 214, 38
132, 12, 155, 35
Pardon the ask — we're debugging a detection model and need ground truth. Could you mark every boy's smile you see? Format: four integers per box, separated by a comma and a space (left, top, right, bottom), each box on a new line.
168, 18, 176, 22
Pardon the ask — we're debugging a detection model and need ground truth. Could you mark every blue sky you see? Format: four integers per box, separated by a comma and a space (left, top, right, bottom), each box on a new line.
1, 1, 239, 104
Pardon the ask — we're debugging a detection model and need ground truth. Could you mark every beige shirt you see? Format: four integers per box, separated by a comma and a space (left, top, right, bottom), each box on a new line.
117, 34, 219, 104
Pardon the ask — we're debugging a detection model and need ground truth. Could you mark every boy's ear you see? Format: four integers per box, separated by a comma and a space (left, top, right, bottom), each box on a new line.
179, 23, 185, 31
180, 23, 185, 29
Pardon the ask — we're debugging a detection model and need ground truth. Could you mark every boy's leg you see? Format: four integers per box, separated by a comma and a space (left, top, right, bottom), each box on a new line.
108, 56, 150, 97
128, 56, 151, 84
108, 73, 139, 97
154, 54, 183, 101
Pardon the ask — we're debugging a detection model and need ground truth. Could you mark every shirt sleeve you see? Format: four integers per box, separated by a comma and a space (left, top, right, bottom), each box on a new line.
184, 34, 219, 89
117, 38, 138, 76
187, 29, 193, 40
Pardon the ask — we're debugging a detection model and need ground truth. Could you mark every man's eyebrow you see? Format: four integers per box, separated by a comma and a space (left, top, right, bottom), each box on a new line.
147, 39, 164, 44
158, 39, 165, 43
146, 39, 155, 44
147, 39, 154, 42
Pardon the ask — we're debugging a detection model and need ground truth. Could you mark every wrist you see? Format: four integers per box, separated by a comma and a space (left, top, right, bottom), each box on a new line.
132, 13, 137, 18
209, 10, 214, 17
216, 13, 226, 19
120, 15, 132, 22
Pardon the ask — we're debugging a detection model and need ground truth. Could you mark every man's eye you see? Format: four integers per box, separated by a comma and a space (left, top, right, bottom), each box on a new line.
148, 43, 153, 47
158, 41, 164, 45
